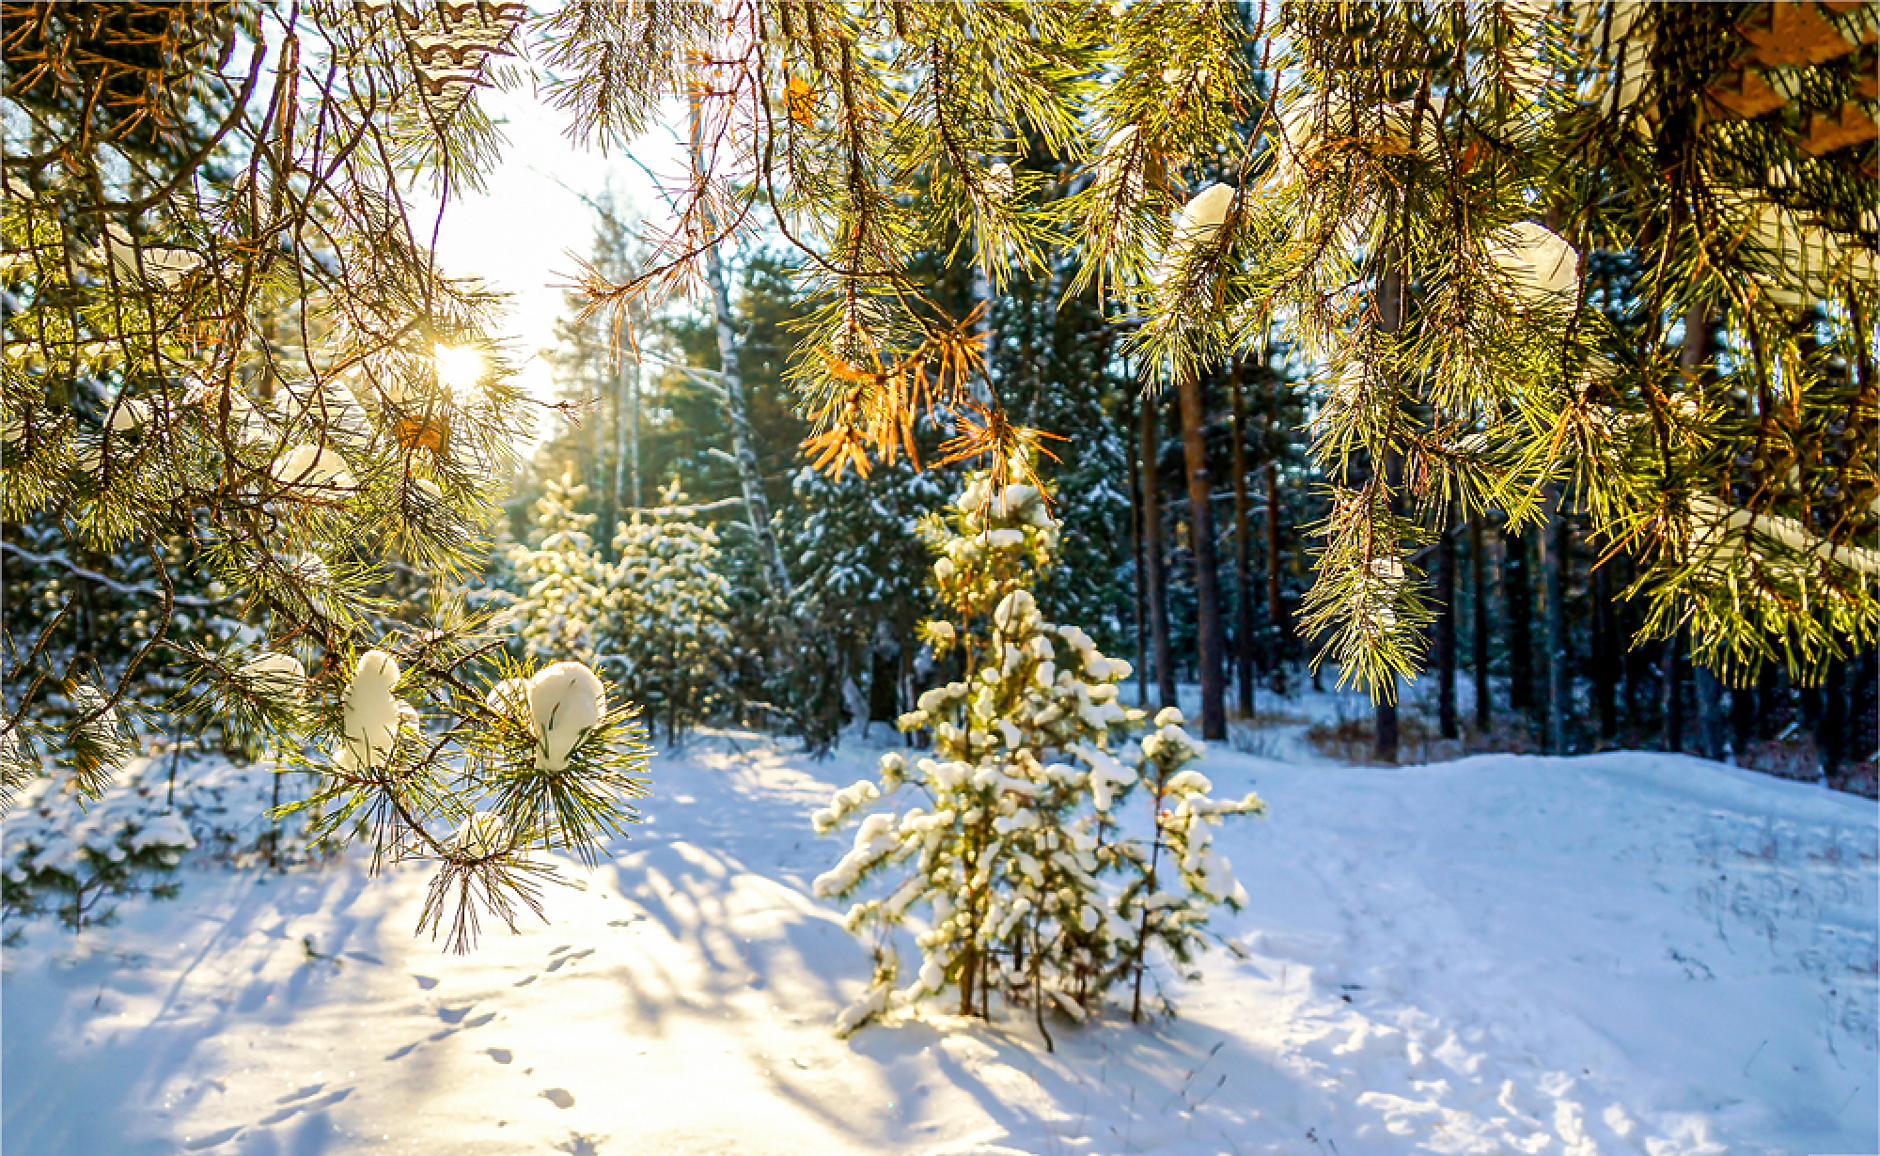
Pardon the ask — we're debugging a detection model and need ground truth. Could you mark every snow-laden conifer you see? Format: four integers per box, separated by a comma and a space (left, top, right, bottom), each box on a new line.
506, 473, 616, 665
607, 484, 735, 743
813, 462, 1264, 1040
1112, 707, 1263, 1021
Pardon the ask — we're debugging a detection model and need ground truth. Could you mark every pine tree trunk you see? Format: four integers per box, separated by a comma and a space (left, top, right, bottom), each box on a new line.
1140, 389, 1176, 710
1539, 488, 1569, 755
1661, 631, 1684, 753
1731, 672, 1756, 761
595, 370, 613, 555
1130, 403, 1150, 709
1818, 655, 1848, 780
1469, 514, 1490, 733
618, 348, 640, 512
1436, 525, 1458, 741
1264, 432, 1286, 693
1680, 299, 1725, 761
1620, 559, 1643, 741
1177, 369, 1227, 741
692, 99, 793, 602
1592, 562, 1618, 742
1504, 523, 1535, 718
1852, 649, 1877, 772
1373, 258, 1404, 765
1693, 667, 1724, 761
1229, 361, 1256, 720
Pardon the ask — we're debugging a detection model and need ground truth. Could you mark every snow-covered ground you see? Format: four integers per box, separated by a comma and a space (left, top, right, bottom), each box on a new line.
5, 712, 1876, 1155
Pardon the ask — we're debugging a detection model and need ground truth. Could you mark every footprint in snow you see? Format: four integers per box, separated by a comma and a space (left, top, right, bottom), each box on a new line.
437, 1005, 476, 1025
487, 1048, 513, 1064
549, 945, 573, 957
546, 949, 595, 974
259, 1087, 351, 1126
276, 1084, 324, 1105
182, 1125, 243, 1150
465, 1012, 497, 1029
513, 975, 537, 988
385, 1041, 421, 1060
413, 975, 439, 990
542, 1088, 576, 1109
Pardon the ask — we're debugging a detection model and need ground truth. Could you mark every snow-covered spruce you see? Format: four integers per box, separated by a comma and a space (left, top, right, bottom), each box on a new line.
2, 765, 197, 931
607, 485, 735, 743
504, 476, 733, 742
1484, 220, 1581, 308
1113, 707, 1264, 1020
505, 473, 616, 665
811, 464, 1264, 1038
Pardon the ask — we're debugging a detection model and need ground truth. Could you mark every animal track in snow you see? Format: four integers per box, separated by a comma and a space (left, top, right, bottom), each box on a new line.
182, 1125, 243, 1150
546, 948, 594, 973
542, 1087, 576, 1109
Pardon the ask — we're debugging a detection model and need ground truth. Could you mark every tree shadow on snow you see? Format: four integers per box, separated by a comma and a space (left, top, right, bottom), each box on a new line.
2, 864, 396, 1156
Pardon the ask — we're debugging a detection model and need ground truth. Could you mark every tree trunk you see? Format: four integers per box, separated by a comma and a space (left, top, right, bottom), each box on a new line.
1264, 430, 1286, 693
692, 98, 793, 602
595, 365, 613, 555
1620, 559, 1643, 741
1130, 397, 1150, 709
1469, 514, 1490, 733
1373, 257, 1404, 765
1436, 525, 1458, 740
619, 347, 641, 511
1176, 368, 1227, 741
1730, 670, 1756, 761
1539, 488, 1569, 755
1140, 388, 1176, 710
1692, 666, 1724, 761
1818, 655, 1848, 780
1661, 631, 1684, 753
1229, 360, 1256, 720
1592, 561, 1618, 743
1680, 299, 1725, 761
1504, 522, 1534, 718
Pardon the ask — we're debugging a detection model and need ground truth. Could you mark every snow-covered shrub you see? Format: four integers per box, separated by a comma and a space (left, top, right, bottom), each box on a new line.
608, 485, 735, 743
1, 739, 352, 935
812, 464, 1264, 1039
2, 768, 197, 931
774, 458, 952, 749
1113, 706, 1264, 1020
502, 475, 732, 744
507, 473, 616, 665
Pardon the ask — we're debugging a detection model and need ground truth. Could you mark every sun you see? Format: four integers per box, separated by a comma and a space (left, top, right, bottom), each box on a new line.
433, 345, 485, 394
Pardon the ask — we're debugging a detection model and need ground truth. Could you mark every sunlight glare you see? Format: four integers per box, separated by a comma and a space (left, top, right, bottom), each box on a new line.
434, 345, 485, 394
